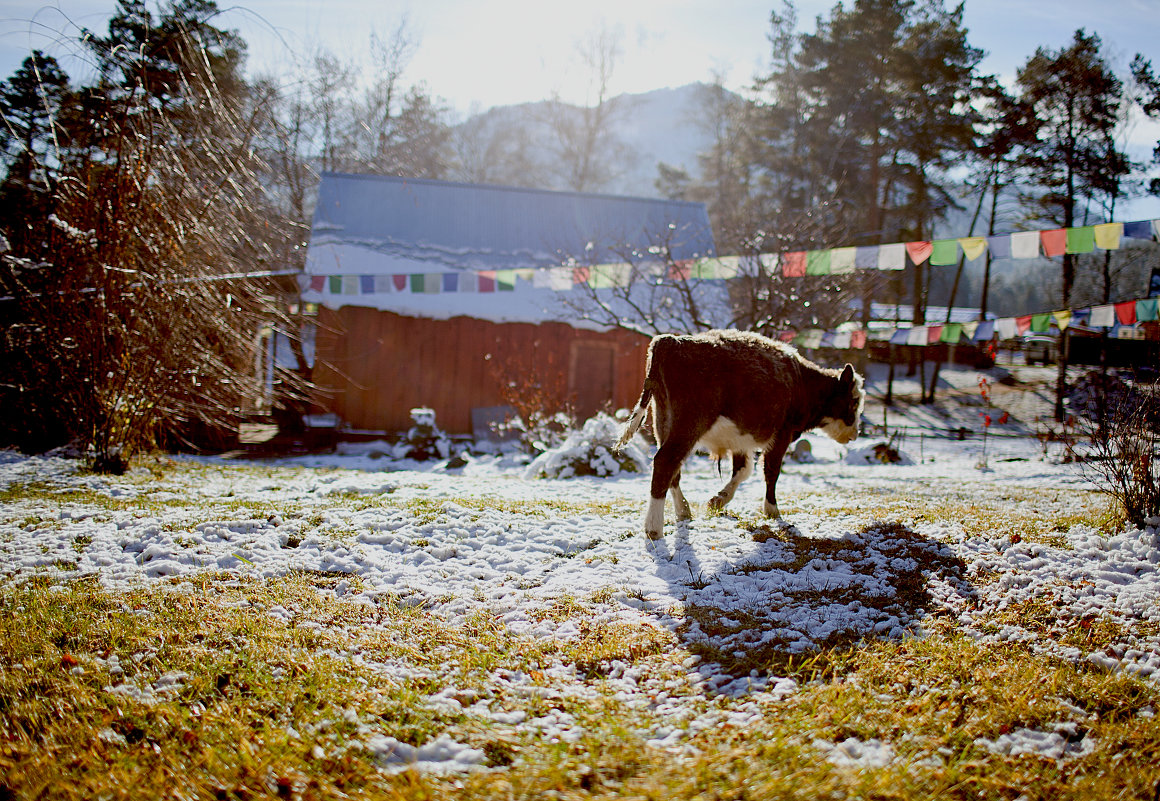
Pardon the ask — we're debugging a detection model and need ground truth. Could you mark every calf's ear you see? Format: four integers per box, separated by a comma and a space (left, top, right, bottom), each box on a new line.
840, 364, 854, 386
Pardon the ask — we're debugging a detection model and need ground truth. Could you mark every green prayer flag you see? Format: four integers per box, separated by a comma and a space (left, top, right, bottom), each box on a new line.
497, 269, 515, 290
940, 323, 963, 343
328, 275, 342, 294
1137, 298, 1159, 322
410, 274, 424, 293
806, 250, 831, 275
930, 239, 959, 266
1030, 313, 1052, 333
1066, 226, 1095, 254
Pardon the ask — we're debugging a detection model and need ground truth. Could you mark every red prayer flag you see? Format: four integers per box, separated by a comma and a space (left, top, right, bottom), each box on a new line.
1016, 315, 1032, 333
1115, 300, 1137, 325
927, 325, 943, 344
851, 330, 867, 349
571, 267, 589, 286
778, 330, 796, 343
478, 270, 496, 292
392, 274, 407, 292
670, 260, 692, 281
309, 275, 325, 291
905, 241, 933, 265
781, 252, 807, 277
1040, 229, 1067, 257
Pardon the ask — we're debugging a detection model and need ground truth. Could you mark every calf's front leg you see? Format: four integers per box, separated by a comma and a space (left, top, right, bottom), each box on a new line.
761, 433, 795, 518
645, 439, 693, 539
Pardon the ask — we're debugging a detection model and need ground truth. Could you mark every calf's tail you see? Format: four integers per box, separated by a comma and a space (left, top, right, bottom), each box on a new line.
615, 378, 654, 453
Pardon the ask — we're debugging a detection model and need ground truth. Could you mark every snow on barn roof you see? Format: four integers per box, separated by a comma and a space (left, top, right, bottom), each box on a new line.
301, 172, 716, 326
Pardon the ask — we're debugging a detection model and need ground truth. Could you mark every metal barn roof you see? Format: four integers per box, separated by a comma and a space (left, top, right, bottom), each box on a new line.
307, 172, 716, 273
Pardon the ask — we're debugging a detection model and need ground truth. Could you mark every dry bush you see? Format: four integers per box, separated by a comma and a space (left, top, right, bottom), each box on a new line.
0, 20, 303, 472
1070, 375, 1160, 529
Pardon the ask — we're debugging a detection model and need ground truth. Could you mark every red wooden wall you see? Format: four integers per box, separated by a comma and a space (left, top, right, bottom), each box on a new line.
312, 307, 650, 434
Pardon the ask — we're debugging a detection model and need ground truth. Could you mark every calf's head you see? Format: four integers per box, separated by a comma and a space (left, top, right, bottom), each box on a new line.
817, 364, 864, 445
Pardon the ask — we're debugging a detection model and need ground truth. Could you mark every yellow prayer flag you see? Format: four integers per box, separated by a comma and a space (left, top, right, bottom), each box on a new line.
1053, 309, 1072, 330
1093, 222, 1122, 250
958, 237, 987, 261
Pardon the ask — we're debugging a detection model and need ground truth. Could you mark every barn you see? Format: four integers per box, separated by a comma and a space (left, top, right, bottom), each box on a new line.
300, 173, 716, 437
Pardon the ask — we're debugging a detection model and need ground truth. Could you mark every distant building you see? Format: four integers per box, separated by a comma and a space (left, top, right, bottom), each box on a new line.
300, 173, 716, 435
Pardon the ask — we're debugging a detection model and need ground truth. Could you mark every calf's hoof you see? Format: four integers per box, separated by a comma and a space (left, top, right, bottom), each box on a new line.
707, 495, 726, 511
645, 528, 665, 541
763, 500, 781, 518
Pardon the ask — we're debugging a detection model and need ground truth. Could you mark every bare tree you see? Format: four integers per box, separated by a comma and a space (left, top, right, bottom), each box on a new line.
544, 23, 634, 192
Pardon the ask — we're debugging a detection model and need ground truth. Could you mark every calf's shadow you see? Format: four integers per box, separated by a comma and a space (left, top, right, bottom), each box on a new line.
644, 516, 975, 679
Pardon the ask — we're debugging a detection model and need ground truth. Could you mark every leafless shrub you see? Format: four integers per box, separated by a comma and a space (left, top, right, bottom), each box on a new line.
1069, 377, 1160, 529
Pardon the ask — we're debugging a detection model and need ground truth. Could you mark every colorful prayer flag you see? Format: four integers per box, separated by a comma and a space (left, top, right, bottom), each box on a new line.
1065, 226, 1095, 254
1030, 313, 1051, 333
478, 271, 496, 292
959, 237, 987, 261
1010, 232, 1040, 259
905, 241, 933, 266
1123, 220, 1154, 239
927, 325, 944, 344
930, 239, 959, 266
1115, 300, 1136, 325
830, 247, 857, 274
987, 234, 1013, 259
1015, 315, 1032, 334
1053, 309, 1072, 330
1137, 298, 1159, 322
360, 275, 375, 294
851, 330, 867, 349
392, 275, 408, 292
806, 250, 832, 275
855, 246, 879, 269
995, 318, 1018, 339
877, 243, 906, 270
497, 270, 515, 291
1040, 229, 1066, 257
1093, 223, 1122, 250
1089, 304, 1115, 327
328, 275, 342, 294
442, 273, 458, 293
906, 326, 927, 346
940, 323, 963, 344
782, 251, 807, 277
309, 275, 325, 292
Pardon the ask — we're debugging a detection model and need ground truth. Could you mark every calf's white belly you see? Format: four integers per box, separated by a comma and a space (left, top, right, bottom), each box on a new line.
697, 417, 767, 459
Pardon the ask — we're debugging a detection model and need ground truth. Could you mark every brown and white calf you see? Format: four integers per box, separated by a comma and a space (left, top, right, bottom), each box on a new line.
616, 329, 865, 539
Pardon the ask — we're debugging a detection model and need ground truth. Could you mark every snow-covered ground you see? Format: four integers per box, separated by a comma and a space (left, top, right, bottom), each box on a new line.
2, 361, 1158, 770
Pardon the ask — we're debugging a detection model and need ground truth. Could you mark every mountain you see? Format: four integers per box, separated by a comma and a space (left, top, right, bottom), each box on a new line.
453, 83, 722, 198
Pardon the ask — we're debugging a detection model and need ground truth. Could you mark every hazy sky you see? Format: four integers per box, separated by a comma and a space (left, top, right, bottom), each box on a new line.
2, 0, 1157, 117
